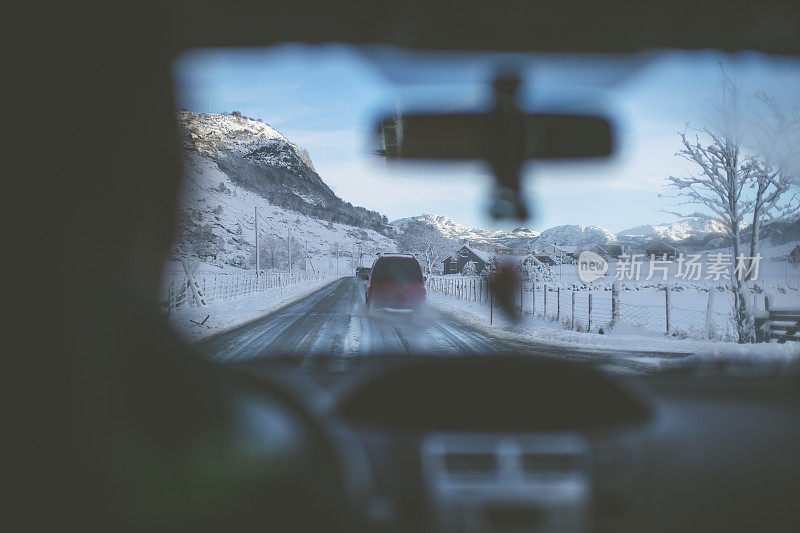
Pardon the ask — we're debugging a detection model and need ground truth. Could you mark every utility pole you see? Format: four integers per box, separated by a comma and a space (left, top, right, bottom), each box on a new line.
209, 96, 212, 114
255, 207, 259, 282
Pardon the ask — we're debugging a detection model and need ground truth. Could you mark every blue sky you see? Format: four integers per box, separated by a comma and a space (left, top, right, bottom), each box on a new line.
172, 45, 800, 233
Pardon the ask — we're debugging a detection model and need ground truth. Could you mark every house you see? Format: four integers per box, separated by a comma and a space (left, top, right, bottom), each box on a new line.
518, 254, 545, 267
790, 244, 800, 265
531, 253, 559, 266
534, 243, 577, 263
594, 243, 633, 260
443, 245, 489, 275
645, 241, 680, 261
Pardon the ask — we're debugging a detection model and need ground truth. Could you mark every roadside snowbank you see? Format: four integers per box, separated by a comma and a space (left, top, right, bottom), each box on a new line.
169, 276, 346, 343
427, 292, 800, 366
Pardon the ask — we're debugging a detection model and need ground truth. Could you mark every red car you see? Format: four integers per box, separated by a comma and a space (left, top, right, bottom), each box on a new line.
366, 254, 426, 310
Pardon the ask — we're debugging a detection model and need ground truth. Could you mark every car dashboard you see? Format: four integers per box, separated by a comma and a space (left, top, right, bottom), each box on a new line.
231, 354, 800, 533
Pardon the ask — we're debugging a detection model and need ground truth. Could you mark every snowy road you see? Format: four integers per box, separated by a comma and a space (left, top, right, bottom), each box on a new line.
200, 277, 502, 361
200, 277, 688, 372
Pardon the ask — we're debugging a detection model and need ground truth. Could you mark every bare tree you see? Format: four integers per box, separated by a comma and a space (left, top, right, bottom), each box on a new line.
396, 220, 457, 278
667, 67, 757, 342
746, 90, 800, 274
297, 146, 315, 172
260, 234, 278, 270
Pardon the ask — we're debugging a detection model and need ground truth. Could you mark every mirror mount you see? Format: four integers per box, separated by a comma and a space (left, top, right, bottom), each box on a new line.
486, 72, 527, 219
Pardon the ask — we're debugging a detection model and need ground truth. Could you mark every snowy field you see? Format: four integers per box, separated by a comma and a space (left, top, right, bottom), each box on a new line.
432, 239, 799, 341
427, 292, 800, 370
509, 241, 800, 290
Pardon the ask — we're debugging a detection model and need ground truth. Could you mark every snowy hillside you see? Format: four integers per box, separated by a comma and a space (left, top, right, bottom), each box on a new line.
179, 111, 389, 233
170, 113, 396, 273
617, 217, 727, 242
391, 214, 540, 252
535, 225, 618, 247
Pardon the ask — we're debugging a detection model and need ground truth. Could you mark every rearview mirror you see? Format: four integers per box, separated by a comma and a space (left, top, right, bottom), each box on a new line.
374, 72, 614, 220
376, 112, 612, 161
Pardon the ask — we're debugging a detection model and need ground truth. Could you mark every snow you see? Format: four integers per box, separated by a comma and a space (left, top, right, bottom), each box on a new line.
617, 217, 728, 241
427, 292, 800, 367
178, 111, 288, 158
165, 111, 799, 360
536, 224, 618, 247
444, 245, 491, 263
391, 214, 540, 251
169, 275, 348, 343
170, 151, 396, 271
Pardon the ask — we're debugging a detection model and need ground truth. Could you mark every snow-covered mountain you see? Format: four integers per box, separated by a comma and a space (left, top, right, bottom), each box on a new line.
535, 225, 618, 248
390, 214, 539, 252
179, 111, 389, 233
616, 217, 727, 242
391, 217, 625, 253
171, 112, 395, 271
388, 213, 765, 257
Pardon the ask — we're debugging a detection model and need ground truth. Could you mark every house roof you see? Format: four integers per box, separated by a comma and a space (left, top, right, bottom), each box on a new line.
645, 240, 680, 252
595, 243, 622, 252
446, 245, 490, 262
536, 243, 576, 254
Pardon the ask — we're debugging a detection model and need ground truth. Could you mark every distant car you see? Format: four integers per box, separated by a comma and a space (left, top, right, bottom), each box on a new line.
366, 254, 426, 310
355, 266, 371, 280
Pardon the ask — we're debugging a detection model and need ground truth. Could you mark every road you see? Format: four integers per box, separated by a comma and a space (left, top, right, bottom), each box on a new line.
201, 277, 503, 361
200, 277, 687, 372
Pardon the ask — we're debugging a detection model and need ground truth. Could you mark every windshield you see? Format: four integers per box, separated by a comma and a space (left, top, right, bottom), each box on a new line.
164, 45, 800, 374
372, 258, 424, 282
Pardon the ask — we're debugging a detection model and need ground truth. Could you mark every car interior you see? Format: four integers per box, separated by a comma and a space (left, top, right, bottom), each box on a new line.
12, 1, 800, 532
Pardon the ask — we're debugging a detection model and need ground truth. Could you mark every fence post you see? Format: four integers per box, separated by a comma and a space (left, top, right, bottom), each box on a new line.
588, 293, 592, 332
490, 284, 493, 325
704, 288, 715, 338
557, 287, 561, 322
611, 281, 620, 327
665, 285, 671, 334
544, 285, 548, 318
532, 283, 535, 316
571, 290, 575, 330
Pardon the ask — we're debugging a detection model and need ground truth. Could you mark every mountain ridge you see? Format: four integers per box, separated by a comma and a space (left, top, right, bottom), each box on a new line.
180, 111, 390, 234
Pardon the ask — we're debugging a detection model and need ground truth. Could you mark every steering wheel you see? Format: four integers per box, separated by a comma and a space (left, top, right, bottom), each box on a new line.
221, 367, 367, 532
